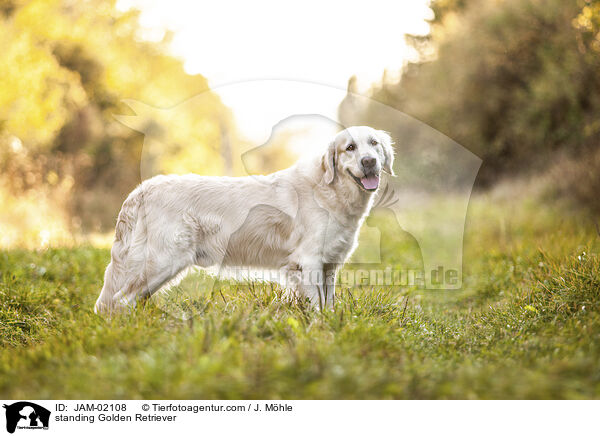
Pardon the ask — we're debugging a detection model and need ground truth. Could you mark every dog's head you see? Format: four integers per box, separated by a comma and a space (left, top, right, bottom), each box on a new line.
322, 126, 395, 192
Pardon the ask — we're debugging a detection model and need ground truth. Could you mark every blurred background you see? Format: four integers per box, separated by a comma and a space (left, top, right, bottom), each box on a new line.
1, 0, 600, 248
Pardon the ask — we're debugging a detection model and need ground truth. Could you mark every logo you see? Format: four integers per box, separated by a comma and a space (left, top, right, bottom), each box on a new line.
113, 80, 482, 318
3, 402, 50, 434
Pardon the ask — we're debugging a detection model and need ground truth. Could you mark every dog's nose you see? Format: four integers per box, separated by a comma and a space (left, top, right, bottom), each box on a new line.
361, 156, 376, 169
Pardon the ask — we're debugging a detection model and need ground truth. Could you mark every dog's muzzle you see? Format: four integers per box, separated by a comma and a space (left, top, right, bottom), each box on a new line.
347, 169, 380, 192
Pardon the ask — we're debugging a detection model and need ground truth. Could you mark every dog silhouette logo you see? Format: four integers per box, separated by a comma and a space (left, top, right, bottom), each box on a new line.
113, 80, 482, 318
3, 402, 50, 433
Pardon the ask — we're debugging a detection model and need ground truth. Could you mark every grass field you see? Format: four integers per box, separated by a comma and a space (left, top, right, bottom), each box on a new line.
1, 187, 599, 399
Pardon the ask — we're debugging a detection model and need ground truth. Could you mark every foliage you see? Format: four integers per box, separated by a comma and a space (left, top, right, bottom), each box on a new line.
0, 0, 235, 231
0, 193, 599, 399
341, 0, 600, 194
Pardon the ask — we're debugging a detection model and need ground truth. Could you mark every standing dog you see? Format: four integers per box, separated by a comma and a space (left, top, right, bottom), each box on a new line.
95, 126, 394, 314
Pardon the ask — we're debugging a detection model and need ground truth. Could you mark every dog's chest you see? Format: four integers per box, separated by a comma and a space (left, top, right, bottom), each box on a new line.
323, 217, 361, 264
299, 207, 361, 264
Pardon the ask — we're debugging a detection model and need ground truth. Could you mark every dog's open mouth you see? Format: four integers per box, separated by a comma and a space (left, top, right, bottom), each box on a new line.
347, 170, 380, 192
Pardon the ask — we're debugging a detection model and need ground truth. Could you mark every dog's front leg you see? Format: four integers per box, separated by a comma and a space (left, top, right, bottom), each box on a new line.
293, 259, 325, 309
323, 263, 338, 309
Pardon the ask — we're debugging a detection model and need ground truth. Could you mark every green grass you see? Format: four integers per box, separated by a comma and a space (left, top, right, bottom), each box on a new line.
1, 192, 599, 399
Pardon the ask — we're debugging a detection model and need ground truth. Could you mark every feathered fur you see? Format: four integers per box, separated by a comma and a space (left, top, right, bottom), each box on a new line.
95, 126, 394, 314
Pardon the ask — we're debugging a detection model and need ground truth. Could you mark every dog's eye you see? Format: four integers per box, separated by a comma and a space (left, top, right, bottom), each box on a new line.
346, 144, 355, 151
370, 139, 378, 146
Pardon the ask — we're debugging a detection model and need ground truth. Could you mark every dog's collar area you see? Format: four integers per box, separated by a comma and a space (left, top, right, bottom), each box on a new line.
347, 169, 379, 192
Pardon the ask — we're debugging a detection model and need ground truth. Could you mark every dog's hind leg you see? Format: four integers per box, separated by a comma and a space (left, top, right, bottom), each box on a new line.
95, 189, 144, 315
96, 230, 195, 315
96, 248, 193, 315
96, 186, 215, 316
94, 187, 195, 315
115, 260, 188, 307
95, 261, 119, 314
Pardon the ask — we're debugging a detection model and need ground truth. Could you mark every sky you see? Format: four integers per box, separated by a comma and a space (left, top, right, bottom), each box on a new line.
117, 0, 432, 144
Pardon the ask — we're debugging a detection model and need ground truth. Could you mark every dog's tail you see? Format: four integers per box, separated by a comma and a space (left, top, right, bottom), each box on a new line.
95, 188, 144, 315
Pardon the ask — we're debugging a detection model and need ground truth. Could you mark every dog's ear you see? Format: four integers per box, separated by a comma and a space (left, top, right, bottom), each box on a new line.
379, 130, 395, 176
322, 141, 337, 184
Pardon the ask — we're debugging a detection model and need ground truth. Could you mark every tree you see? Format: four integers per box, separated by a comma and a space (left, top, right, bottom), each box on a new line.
0, 0, 237, 230
341, 0, 600, 188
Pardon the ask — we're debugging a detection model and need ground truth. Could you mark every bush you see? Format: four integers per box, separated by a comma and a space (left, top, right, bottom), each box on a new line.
341, 0, 600, 203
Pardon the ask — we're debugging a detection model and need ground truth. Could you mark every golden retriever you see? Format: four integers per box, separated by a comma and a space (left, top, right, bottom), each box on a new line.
95, 126, 394, 314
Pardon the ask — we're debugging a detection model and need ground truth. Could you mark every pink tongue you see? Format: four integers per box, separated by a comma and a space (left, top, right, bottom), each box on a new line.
360, 175, 380, 190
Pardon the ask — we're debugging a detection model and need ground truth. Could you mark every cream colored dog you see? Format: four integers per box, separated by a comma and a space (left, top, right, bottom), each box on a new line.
95, 126, 394, 314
